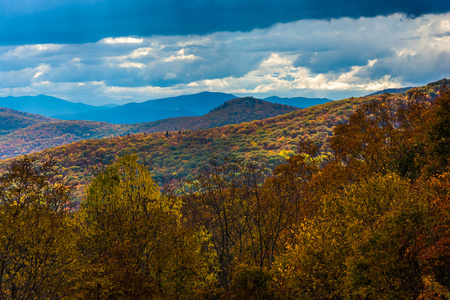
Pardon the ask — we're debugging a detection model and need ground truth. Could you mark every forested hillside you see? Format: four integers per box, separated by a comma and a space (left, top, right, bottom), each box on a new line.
55, 91, 237, 123
3, 79, 447, 197
0, 81, 448, 299
0, 95, 105, 117
0, 107, 54, 135
0, 97, 297, 159
1, 96, 361, 196
0, 120, 137, 159
263, 95, 331, 107
134, 97, 299, 133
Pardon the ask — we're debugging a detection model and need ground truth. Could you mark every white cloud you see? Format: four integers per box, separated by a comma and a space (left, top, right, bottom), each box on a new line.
164, 49, 202, 62
33, 80, 51, 86
260, 53, 294, 68
2, 44, 62, 59
177, 37, 211, 47
128, 47, 155, 58
119, 62, 146, 68
0, 13, 449, 104
101, 37, 144, 44
32, 71, 43, 79
183, 54, 404, 95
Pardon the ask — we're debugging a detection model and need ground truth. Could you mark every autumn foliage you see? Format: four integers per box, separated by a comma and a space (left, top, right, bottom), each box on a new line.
0, 81, 449, 299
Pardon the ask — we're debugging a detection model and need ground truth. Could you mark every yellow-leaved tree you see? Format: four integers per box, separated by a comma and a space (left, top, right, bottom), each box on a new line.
0, 157, 75, 299
75, 155, 212, 299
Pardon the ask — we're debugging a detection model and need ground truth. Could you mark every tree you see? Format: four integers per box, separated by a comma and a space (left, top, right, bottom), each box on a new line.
0, 156, 75, 299
331, 92, 430, 181
76, 155, 211, 299
427, 89, 450, 174
183, 155, 312, 298
273, 173, 416, 299
414, 172, 450, 298
183, 156, 249, 290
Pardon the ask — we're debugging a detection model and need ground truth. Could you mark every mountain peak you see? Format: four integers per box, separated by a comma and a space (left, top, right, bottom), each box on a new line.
0, 95, 103, 117
208, 96, 299, 116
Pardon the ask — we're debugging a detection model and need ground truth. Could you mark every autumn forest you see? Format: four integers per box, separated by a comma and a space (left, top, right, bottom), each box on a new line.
0, 79, 449, 299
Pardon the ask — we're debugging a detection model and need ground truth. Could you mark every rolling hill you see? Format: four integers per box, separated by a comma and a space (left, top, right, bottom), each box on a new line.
134, 97, 299, 133
0, 107, 54, 135
263, 96, 331, 107
2, 92, 333, 125
54, 92, 237, 124
2, 95, 367, 197
1, 79, 447, 198
54, 107, 198, 124
0, 120, 137, 159
0, 97, 299, 159
366, 86, 416, 96
0, 95, 105, 117
53, 92, 332, 124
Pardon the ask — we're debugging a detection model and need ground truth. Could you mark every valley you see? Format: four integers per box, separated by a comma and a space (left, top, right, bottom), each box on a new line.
0, 79, 448, 299
2, 79, 447, 198
0, 96, 299, 159
1, 2, 449, 298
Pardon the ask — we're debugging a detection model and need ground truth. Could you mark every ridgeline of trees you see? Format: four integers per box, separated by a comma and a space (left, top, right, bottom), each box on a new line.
1, 79, 445, 201
0, 107, 53, 135
0, 97, 298, 159
0, 88, 449, 299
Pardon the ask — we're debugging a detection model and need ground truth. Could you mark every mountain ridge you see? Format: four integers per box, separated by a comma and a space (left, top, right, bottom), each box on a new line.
1, 78, 448, 197
0, 107, 54, 135
135, 97, 300, 133
365, 86, 416, 96
3, 92, 333, 124
0, 95, 104, 117
55, 92, 237, 124
0, 97, 299, 158
263, 96, 332, 107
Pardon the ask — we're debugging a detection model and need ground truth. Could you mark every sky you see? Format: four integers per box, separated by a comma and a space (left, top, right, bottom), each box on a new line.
0, 0, 449, 105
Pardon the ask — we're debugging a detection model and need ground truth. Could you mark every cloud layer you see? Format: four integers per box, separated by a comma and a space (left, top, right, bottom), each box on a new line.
1, 0, 449, 44
0, 13, 449, 104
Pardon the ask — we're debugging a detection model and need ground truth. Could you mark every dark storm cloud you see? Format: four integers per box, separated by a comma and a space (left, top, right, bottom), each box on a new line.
0, 12, 449, 104
0, 0, 449, 45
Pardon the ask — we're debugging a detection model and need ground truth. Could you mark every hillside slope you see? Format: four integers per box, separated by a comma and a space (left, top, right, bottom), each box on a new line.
0, 107, 54, 135
2, 79, 447, 197
7, 96, 367, 196
366, 86, 416, 96
263, 96, 331, 107
0, 97, 297, 158
0, 95, 104, 117
55, 91, 237, 124
0, 120, 138, 159
135, 97, 299, 133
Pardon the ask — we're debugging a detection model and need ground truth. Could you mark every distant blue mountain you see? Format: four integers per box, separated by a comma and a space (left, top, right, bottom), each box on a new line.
263, 96, 332, 108
56, 92, 237, 124
365, 87, 415, 96
114, 91, 237, 115
1, 92, 335, 125
55, 108, 198, 124
0, 95, 104, 117
100, 103, 120, 108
